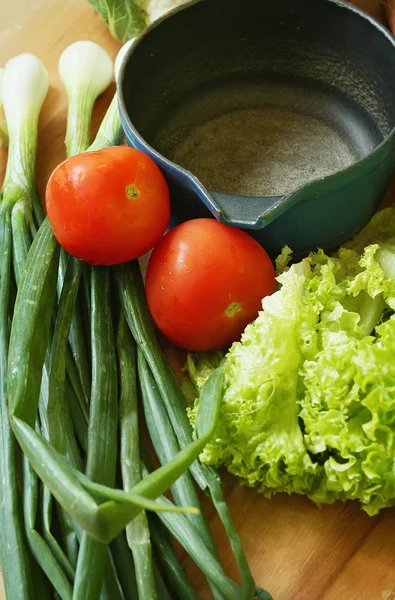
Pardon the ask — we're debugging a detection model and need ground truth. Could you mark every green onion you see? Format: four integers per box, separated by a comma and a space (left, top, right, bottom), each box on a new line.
58, 40, 113, 157
46, 254, 84, 567
116, 260, 259, 599
138, 350, 224, 598
88, 93, 124, 151
109, 534, 139, 599
0, 201, 34, 599
100, 554, 125, 600
58, 40, 114, 409
59, 41, 125, 598
117, 313, 156, 600
114, 39, 134, 79
35, 41, 115, 576
149, 516, 200, 600
139, 368, 242, 600
2, 54, 48, 230
41, 482, 76, 577
7, 219, 224, 538
152, 563, 175, 600
22, 429, 73, 600
73, 267, 118, 600
142, 481, 239, 600
0, 52, 49, 600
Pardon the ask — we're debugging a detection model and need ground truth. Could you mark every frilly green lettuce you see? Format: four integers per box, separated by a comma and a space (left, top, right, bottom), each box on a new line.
185, 208, 395, 515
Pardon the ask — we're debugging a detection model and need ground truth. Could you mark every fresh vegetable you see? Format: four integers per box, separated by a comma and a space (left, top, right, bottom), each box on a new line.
88, 0, 146, 42
146, 218, 276, 350
43, 41, 115, 574
3, 38, 264, 600
2, 54, 48, 231
6, 82, 248, 598
117, 314, 156, 600
58, 40, 113, 157
0, 52, 49, 600
138, 349, 226, 599
73, 267, 118, 600
58, 41, 119, 599
7, 208, 219, 531
88, 0, 188, 42
185, 207, 395, 516
46, 146, 170, 265
116, 260, 270, 600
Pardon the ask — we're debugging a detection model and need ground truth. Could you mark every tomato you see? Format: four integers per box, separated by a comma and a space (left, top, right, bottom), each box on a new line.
45, 146, 170, 265
145, 219, 276, 351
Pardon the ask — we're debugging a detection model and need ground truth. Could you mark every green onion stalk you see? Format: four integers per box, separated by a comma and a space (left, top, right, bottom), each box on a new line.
40, 41, 114, 576
57, 40, 115, 405
1, 52, 81, 599
57, 40, 126, 600
116, 261, 270, 599
0, 52, 49, 600
117, 314, 156, 600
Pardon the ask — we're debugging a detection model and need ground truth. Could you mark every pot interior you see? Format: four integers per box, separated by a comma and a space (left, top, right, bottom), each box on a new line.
122, 0, 395, 197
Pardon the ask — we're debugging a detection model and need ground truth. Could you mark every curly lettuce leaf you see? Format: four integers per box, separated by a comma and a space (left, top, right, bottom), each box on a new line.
188, 259, 320, 495
185, 208, 395, 515
301, 316, 395, 514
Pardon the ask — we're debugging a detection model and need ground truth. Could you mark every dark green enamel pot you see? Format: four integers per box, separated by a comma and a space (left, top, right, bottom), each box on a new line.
118, 0, 395, 258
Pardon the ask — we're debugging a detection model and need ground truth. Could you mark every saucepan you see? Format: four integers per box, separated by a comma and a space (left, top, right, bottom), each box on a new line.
117, 0, 395, 257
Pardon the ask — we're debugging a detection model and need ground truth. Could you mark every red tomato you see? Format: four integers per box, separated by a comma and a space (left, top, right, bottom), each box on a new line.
145, 219, 276, 351
45, 146, 170, 265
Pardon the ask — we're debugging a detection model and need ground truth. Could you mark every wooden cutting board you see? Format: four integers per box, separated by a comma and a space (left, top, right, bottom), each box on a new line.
1, 1, 395, 599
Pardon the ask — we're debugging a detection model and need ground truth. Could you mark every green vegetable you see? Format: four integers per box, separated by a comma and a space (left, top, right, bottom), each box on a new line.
117, 314, 156, 600
58, 41, 115, 595
88, 0, 146, 42
0, 52, 49, 600
7, 214, 222, 534
109, 534, 139, 599
73, 267, 118, 600
59, 40, 114, 157
116, 260, 265, 600
2, 39, 258, 598
8, 215, 221, 541
186, 207, 395, 516
22, 428, 74, 600
88, 0, 189, 42
138, 350, 224, 599
58, 40, 115, 407
149, 517, 200, 600
0, 202, 35, 600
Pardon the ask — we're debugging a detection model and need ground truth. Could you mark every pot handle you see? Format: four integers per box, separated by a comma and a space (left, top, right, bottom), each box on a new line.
209, 190, 291, 230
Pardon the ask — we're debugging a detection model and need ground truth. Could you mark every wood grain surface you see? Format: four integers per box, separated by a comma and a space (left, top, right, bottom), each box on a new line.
1, 1, 395, 599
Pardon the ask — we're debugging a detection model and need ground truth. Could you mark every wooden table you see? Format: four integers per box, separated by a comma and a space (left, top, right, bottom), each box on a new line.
1, 1, 395, 599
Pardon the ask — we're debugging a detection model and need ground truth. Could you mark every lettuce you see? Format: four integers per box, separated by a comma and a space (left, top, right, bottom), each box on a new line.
185, 208, 395, 515
88, 0, 189, 42
88, 0, 146, 42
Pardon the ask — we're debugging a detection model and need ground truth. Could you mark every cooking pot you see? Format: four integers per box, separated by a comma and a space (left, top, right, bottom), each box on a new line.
118, 0, 395, 257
